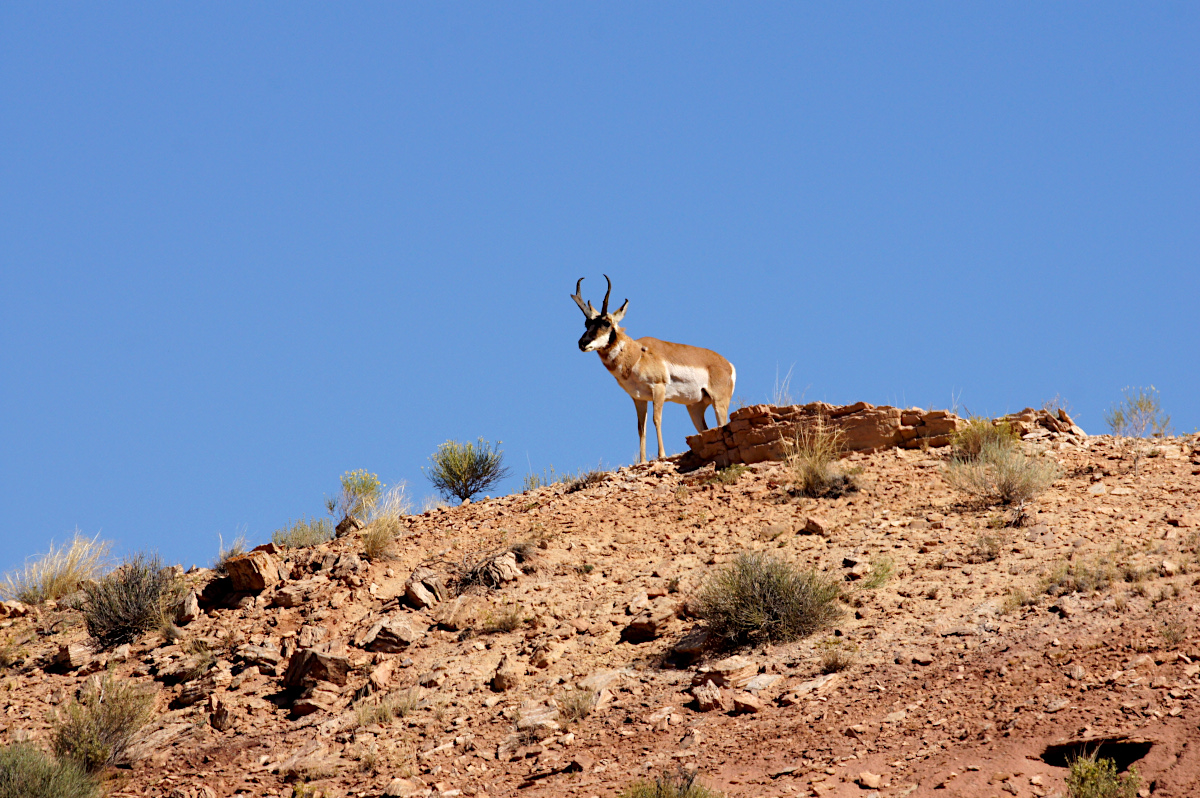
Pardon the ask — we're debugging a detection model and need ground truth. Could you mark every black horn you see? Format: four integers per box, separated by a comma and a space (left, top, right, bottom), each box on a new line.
601, 274, 612, 315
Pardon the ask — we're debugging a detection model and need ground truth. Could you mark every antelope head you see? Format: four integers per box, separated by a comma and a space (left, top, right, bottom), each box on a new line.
571, 275, 629, 352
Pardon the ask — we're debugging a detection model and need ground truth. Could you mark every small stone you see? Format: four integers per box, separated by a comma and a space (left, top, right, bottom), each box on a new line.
731, 691, 765, 713
856, 771, 883, 789
804, 516, 829, 535
692, 680, 726, 712
491, 654, 523, 692
383, 777, 425, 797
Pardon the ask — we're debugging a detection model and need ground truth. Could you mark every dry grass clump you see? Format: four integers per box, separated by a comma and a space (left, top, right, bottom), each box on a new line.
425, 438, 511, 502
557, 688, 596, 724
0, 532, 111, 604
0, 634, 29, 671
1105, 386, 1172, 476
0, 743, 100, 798
858, 557, 894, 589
818, 638, 858, 674
949, 416, 1019, 460
81, 553, 181, 649
272, 517, 334, 549
943, 439, 1062, 505
1066, 751, 1139, 798
703, 464, 748, 486
562, 467, 608, 493
785, 419, 855, 498
1041, 557, 1115, 598
482, 602, 526, 634
212, 533, 247, 573
695, 552, 842, 649
52, 672, 155, 772
969, 533, 1004, 563
353, 688, 420, 727
619, 768, 723, 798
360, 519, 400, 562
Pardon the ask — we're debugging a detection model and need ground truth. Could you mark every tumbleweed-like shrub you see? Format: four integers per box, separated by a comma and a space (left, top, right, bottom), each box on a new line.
81, 553, 180, 649
943, 439, 1062, 505
0, 743, 100, 798
695, 551, 842, 649
51, 672, 155, 773
425, 438, 511, 502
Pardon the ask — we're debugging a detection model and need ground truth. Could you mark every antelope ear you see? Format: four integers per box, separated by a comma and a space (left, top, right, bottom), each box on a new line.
610, 299, 629, 323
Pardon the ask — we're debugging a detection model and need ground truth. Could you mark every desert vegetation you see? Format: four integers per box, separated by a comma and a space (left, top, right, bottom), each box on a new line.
52, 671, 155, 772
0, 532, 111, 604
81, 553, 181, 649
426, 438, 510, 502
1066, 752, 1139, 798
695, 551, 842, 649
619, 769, 722, 798
943, 438, 1062, 505
784, 418, 855, 498
273, 516, 335, 549
1105, 386, 1172, 475
0, 743, 100, 798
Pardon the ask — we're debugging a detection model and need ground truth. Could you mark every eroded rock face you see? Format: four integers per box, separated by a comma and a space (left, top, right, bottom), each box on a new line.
224, 551, 282, 592
686, 401, 1085, 467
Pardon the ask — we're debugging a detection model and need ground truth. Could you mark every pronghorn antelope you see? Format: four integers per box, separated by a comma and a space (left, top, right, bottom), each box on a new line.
571, 276, 736, 463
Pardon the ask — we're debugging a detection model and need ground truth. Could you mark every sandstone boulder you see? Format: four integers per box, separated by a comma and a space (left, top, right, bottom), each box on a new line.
224, 551, 281, 592
281, 649, 351, 689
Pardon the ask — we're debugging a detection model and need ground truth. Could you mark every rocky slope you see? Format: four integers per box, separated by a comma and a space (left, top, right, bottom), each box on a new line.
1, 429, 1199, 798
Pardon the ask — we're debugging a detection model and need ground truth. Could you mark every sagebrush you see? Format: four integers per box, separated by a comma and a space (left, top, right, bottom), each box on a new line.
785, 419, 855, 498
272, 517, 334, 549
1066, 752, 1139, 798
52, 671, 155, 772
81, 553, 181, 649
949, 416, 1019, 460
0, 532, 111, 604
0, 743, 100, 798
619, 769, 722, 798
943, 439, 1062, 505
426, 438, 511, 502
327, 469, 384, 524
695, 551, 842, 649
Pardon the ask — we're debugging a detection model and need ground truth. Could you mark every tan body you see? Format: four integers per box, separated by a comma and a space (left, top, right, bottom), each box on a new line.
572, 277, 736, 463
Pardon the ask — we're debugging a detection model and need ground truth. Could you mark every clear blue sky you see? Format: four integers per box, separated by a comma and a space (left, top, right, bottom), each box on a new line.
2, 4, 1197, 574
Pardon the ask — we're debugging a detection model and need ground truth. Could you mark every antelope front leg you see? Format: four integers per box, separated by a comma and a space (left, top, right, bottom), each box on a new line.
652, 385, 666, 459
634, 399, 649, 464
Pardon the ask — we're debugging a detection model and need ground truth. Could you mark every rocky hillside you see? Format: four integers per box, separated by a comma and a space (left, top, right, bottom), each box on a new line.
2, 427, 1199, 798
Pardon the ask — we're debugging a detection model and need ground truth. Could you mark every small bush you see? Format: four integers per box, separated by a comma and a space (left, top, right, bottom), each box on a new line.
0, 743, 100, 798
557, 688, 595, 723
818, 638, 857, 673
1066, 751, 1139, 798
1105, 386, 1171, 439
482, 602, 525, 634
785, 419, 855, 498
326, 469, 384, 525
969, 534, 1004, 563
354, 688, 420, 727
562, 466, 608, 493
619, 769, 723, 798
695, 552, 842, 649
81, 553, 181, 649
425, 438, 511, 502
52, 672, 155, 772
704, 464, 748, 486
858, 557, 894, 589
1160, 618, 1186, 649
360, 522, 398, 561
943, 439, 1062, 505
272, 517, 334, 549
212, 533, 247, 574
523, 465, 563, 492
1041, 558, 1115, 598
0, 532, 111, 604
949, 416, 1019, 461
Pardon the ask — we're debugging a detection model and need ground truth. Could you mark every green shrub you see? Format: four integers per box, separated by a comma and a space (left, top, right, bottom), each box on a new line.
619, 769, 722, 798
785, 419, 855, 498
557, 688, 595, 724
943, 439, 1062, 505
1105, 386, 1171, 438
272, 517, 334, 549
704, 464, 748, 486
858, 557, 894, 589
425, 438, 511, 502
353, 687, 420, 727
327, 469, 384, 523
695, 552, 842, 649
949, 416, 1019, 460
523, 465, 563, 492
0, 743, 100, 798
1067, 752, 1139, 798
81, 553, 181, 649
1041, 557, 1115, 597
0, 532, 111, 604
52, 671, 155, 772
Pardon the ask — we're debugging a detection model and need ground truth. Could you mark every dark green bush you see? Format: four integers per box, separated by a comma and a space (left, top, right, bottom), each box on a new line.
425, 438, 511, 502
81, 553, 180, 649
52, 671, 155, 772
695, 552, 842, 649
619, 769, 722, 798
0, 743, 100, 798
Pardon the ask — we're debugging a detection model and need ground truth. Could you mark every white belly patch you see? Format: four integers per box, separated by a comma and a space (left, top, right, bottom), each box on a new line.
664, 364, 708, 404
